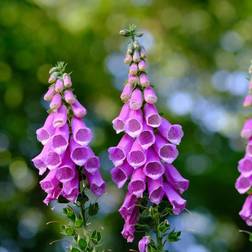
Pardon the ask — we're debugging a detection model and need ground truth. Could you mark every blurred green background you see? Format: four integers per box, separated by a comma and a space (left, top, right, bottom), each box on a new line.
0, 0, 252, 251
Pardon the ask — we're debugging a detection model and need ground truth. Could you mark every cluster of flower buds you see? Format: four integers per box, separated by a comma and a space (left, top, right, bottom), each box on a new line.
108, 37, 189, 243
32, 62, 105, 204
236, 73, 252, 226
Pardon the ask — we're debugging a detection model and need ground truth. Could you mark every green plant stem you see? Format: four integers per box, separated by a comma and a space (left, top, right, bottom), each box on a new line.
80, 200, 86, 227
154, 210, 163, 252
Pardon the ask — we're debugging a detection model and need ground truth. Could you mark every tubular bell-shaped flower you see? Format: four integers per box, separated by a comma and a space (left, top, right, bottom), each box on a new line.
236, 62, 252, 227
32, 62, 105, 251
109, 26, 189, 250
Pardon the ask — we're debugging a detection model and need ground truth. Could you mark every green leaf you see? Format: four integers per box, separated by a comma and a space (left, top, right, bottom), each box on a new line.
158, 220, 170, 234
249, 233, 252, 242
91, 230, 101, 244
88, 203, 99, 216
148, 244, 157, 252
96, 231, 101, 242
63, 206, 76, 222
75, 218, 83, 228
78, 238, 87, 250
161, 206, 173, 218
65, 226, 75, 236
77, 192, 89, 204
70, 248, 80, 252
167, 230, 181, 242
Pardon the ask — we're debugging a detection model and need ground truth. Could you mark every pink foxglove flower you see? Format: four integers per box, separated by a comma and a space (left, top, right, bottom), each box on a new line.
109, 28, 189, 246
236, 63, 252, 226
138, 236, 150, 252
32, 62, 105, 205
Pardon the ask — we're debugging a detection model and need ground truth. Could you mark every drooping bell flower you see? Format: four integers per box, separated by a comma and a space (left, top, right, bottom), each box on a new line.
239, 195, 252, 226
138, 236, 150, 252
108, 29, 189, 245
236, 62, 252, 225
32, 62, 105, 205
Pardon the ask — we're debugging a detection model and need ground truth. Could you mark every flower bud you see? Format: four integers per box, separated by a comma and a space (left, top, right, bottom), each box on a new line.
54, 79, 64, 93
119, 29, 128, 36
63, 73, 72, 88
138, 60, 147, 72
128, 75, 139, 86
124, 54, 133, 65
50, 93, 62, 110
139, 73, 150, 87
249, 81, 252, 90
133, 41, 140, 50
129, 88, 143, 110
64, 90, 76, 104
71, 100, 87, 118
44, 86, 55, 101
48, 72, 58, 84
120, 83, 133, 103
49, 66, 58, 75
127, 43, 134, 55
243, 95, 252, 107
144, 86, 157, 104
133, 50, 140, 63
129, 63, 138, 75
140, 47, 146, 59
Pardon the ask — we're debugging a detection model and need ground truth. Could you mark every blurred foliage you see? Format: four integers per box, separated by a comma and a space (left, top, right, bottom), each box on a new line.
0, 0, 252, 251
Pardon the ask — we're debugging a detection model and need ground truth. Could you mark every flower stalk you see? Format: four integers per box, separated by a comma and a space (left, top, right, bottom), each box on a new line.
109, 26, 189, 251
236, 61, 252, 241
32, 62, 105, 251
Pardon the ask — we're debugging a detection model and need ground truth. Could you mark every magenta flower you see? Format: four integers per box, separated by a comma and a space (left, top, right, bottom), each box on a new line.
32, 62, 105, 205
239, 195, 252, 226
108, 30, 189, 245
236, 64, 252, 226
138, 236, 150, 252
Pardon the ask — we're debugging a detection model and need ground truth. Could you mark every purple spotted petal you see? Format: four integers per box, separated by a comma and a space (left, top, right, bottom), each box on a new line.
108, 134, 134, 166
143, 148, 164, 180
127, 140, 146, 168
138, 123, 155, 150
53, 105, 68, 128
36, 113, 55, 145
69, 138, 91, 166
51, 124, 69, 154
154, 134, 178, 163
144, 103, 161, 128
148, 177, 164, 205
112, 103, 130, 134
71, 117, 92, 146
125, 109, 143, 137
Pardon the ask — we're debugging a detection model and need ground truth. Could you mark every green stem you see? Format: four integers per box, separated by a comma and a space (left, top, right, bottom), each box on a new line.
156, 225, 163, 251
80, 199, 86, 227
153, 206, 166, 252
